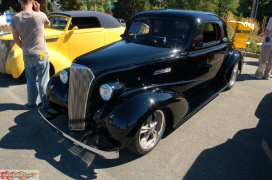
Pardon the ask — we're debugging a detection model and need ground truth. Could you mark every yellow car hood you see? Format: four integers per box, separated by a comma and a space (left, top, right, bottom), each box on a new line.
0, 28, 64, 40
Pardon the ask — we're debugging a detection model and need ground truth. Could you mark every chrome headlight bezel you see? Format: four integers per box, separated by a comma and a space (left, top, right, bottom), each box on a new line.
99, 84, 113, 101
59, 70, 69, 84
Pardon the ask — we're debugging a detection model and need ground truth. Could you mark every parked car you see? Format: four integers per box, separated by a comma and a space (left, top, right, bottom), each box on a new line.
116, 18, 126, 27
0, 11, 125, 78
39, 9, 243, 159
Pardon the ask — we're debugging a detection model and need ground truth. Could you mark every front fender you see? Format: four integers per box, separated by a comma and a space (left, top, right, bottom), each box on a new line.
95, 89, 188, 148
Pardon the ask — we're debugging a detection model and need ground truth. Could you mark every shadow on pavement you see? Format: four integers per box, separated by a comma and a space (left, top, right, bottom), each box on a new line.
0, 103, 140, 180
183, 92, 272, 179
237, 73, 272, 81
0, 73, 26, 87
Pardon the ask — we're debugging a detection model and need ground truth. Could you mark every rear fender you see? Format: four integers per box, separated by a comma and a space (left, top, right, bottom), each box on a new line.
223, 50, 243, 77
47, 49, 72, 74
95, 89, 188, 148
5, 45, 24, 78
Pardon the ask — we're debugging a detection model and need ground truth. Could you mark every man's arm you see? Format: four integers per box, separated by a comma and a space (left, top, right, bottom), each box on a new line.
12, 29, 22, 49
44, 22, 51, 28
263, 17, 272, 36
263, 29, 271, 36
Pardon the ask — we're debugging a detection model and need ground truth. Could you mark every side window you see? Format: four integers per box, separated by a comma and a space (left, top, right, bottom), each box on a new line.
202, 23, 219, 43
193, 24, 203, 45
69, 17, 101, 30
193, 23, 220, 46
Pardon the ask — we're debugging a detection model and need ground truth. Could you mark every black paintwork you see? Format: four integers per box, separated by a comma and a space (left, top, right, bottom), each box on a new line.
45, 10, 243, 153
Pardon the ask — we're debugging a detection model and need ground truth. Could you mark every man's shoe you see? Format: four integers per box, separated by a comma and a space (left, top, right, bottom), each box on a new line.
39, 106, 50, 110
249, 74, 262, 79
264, 76, 270, 80
27, 104, 36, 108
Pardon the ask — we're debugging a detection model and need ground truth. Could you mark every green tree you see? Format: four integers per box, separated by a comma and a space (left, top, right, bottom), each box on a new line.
237, 0, 272, 24
0, 0, 21, 14
113, 0, 150, 21
149, 0, 168, 9
83, 0, 108, 11
60, 0, 84, 11
217, 0, 238, 17
169, 0, 219, 13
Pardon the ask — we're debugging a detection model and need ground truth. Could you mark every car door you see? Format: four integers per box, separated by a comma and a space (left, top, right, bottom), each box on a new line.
181, 22, 226, 96
66, 17, 105, 61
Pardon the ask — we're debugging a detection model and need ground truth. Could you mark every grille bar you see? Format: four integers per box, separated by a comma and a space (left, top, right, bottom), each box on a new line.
68, 64, 94, 130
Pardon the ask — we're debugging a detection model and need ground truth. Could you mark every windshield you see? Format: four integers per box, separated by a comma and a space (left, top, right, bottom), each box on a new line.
125, 17, 190, 47
49, 16, 69, 30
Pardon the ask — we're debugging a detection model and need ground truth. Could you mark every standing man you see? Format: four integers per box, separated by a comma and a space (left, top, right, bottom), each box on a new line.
12, 0, 51, 109
252, 17, 272, 80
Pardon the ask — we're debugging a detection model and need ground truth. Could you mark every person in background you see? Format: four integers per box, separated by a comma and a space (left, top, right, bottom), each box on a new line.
11, 0, 51, 109
251, 17, 272, 80
0, 16, 7, 37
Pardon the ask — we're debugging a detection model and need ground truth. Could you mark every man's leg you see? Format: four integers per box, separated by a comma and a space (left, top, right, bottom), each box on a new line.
255, 45, 271, 77
36, 53, 50, 108
24, 55, 39, 107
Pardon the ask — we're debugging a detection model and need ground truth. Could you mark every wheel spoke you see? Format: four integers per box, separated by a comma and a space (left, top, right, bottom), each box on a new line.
140, 125, 149, 134
139, 135, 150, 148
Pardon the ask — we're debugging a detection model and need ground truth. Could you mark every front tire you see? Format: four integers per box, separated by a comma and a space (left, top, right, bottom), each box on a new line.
128, 109, 166, 155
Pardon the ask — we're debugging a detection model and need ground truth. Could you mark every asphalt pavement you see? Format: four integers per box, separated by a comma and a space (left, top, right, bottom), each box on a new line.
0, 56, 271, 180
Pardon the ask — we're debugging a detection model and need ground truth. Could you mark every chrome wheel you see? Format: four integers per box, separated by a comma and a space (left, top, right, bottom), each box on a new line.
128, 109, 166, 155
229, 62, 239, 87
226, 62, 239, 90
139, 110, 165, 150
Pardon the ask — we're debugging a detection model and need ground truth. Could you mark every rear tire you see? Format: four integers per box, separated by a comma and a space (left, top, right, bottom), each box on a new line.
127, 109, 166, 155
225, 62, 239, 90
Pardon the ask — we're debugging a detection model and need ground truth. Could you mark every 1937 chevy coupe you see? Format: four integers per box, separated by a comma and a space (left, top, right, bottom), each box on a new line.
0, 11, 125, 78
39, 9, 243, 159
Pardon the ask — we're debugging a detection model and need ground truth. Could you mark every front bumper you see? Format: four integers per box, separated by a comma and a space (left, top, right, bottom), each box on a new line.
38, 108, 119, 159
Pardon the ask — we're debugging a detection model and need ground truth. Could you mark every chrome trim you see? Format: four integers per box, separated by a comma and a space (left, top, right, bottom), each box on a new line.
68, 63, 95, 130
38, 109, 119, 159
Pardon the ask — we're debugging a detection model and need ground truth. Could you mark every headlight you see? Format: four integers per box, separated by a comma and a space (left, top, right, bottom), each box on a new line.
59, 70, 68, 84
99, 84, 113, 101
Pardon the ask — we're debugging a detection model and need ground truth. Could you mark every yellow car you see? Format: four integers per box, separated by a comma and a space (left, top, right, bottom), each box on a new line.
0, 11, 125, 78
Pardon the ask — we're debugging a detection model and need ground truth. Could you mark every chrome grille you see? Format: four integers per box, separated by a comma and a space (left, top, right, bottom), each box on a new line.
68, 64, 94, 130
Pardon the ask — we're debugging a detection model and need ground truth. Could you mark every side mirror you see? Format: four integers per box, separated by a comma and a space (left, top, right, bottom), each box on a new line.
71, 26, 79, 31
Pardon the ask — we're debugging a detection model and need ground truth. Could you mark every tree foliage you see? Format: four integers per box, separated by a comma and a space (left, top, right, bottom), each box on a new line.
1, 0, 271, 27
113, 0, 151, 21
59, 0, 84, 11
0, 0, 21, 14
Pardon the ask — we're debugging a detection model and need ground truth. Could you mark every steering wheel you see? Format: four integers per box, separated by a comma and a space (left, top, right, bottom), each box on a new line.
171, 33, 185, 43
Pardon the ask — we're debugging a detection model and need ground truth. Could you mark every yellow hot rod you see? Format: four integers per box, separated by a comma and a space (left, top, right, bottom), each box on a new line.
0, 11, 125, 78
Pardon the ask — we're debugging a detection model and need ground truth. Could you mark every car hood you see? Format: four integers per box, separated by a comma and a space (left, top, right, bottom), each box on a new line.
74, 40, 187, 74
0, 28, 64, 41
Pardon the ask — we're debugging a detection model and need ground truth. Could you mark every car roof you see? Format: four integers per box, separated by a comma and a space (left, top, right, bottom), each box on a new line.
133, 9, 222, 22
50, 11, 121, 28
